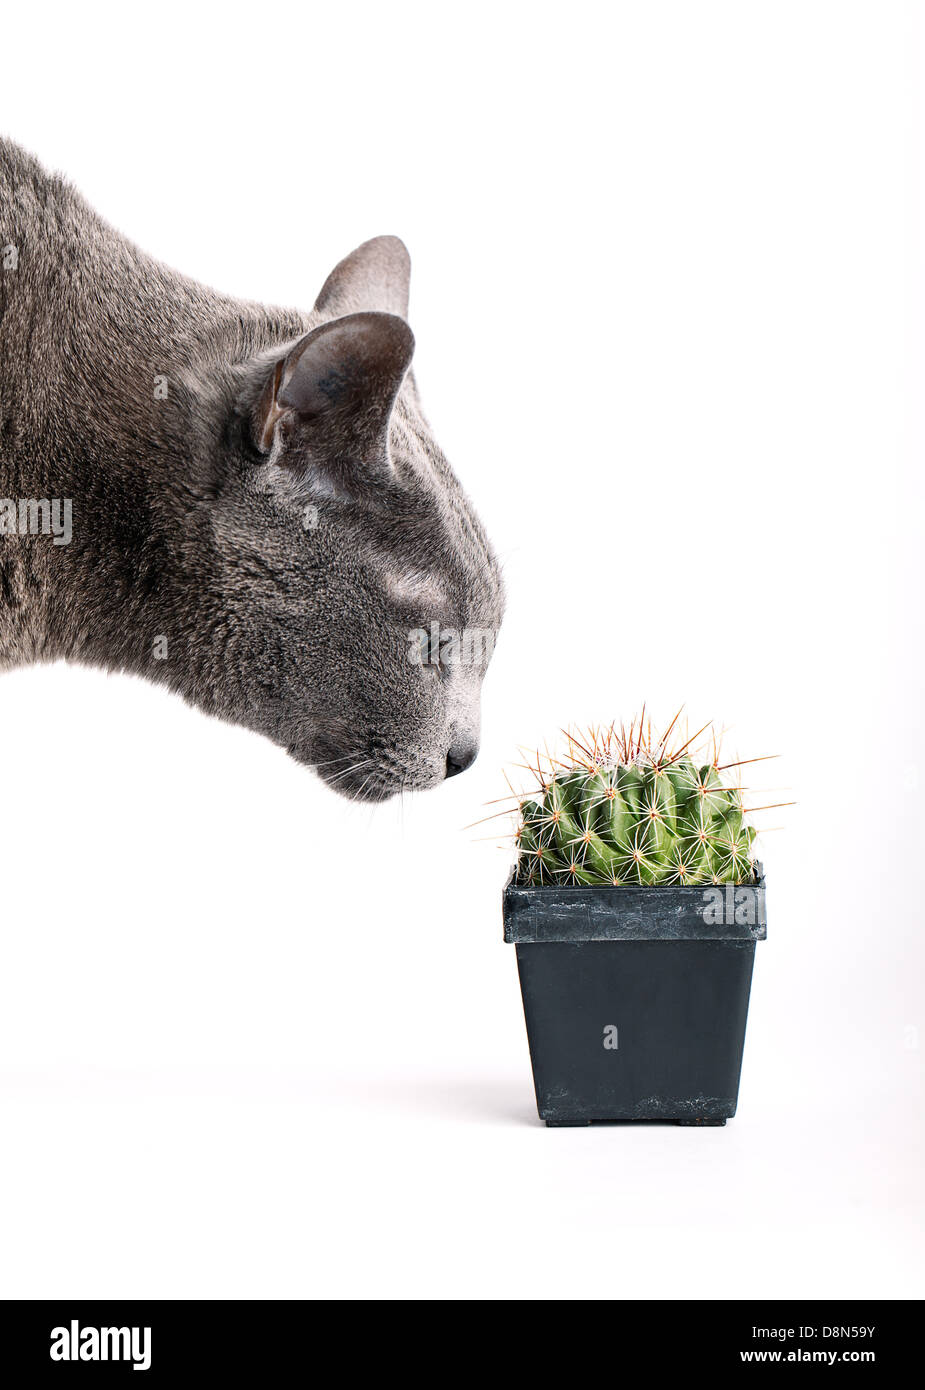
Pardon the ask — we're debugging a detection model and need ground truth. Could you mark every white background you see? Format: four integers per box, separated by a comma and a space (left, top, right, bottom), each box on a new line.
1, 1, 922, 1299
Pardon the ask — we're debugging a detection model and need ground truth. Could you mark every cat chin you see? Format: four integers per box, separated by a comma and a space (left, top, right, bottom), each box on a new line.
290, 749, 445, 801
316, 766, 410, 803
283, 743, 390, 800
285, 733, 446, 801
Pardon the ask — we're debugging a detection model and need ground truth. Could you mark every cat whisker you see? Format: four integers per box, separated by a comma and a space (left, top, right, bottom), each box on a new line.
326, 758, 374, 786
352, 771, 376, 802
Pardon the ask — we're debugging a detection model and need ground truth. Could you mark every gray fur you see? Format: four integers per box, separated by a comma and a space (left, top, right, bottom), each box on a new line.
0, 139, 503, 799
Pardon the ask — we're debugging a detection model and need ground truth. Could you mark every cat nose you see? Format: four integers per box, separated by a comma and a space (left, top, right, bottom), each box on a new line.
445, 743, 478, 778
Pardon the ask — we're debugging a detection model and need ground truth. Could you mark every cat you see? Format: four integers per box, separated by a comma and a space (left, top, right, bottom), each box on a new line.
0, 139, 504, 800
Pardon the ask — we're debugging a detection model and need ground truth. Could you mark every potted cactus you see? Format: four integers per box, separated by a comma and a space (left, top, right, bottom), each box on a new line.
502, 714, 774, 1126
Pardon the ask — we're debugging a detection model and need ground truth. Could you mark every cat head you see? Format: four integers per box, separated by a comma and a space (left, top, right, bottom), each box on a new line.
209, 237, 504, 801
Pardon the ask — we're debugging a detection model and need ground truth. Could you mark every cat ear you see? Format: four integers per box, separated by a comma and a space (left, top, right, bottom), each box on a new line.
314, 235, 411, 319
252, 311, 414, 498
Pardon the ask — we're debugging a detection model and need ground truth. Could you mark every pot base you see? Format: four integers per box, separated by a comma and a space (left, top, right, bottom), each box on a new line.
545, 1115, 727, 1127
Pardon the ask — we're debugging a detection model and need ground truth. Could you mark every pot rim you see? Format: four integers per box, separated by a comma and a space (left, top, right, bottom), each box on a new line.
503, 863, 767, 943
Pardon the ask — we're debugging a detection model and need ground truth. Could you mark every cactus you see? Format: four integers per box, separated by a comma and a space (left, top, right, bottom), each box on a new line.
513, 716, 764, 887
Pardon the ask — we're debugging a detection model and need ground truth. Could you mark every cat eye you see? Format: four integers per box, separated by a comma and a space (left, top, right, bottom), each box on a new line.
409, 623, 447, 674
420, 629, 443, 670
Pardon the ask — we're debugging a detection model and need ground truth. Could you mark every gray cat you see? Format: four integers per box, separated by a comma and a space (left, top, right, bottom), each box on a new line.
0, 138, 503, 799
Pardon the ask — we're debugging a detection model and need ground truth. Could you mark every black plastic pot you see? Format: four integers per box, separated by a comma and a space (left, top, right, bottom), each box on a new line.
503, 866, 766, 1126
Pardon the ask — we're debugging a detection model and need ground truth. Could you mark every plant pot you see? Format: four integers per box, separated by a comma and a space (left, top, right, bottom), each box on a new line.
503, 865, 766, 1126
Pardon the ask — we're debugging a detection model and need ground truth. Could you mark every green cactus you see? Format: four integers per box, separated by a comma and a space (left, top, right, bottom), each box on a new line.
513, 722, 760, 887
